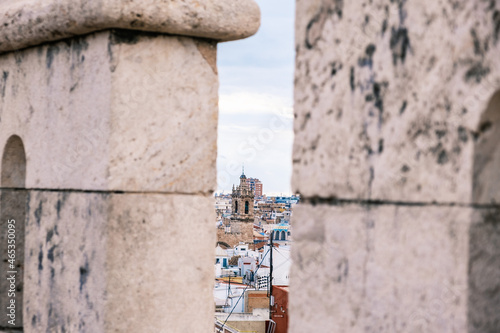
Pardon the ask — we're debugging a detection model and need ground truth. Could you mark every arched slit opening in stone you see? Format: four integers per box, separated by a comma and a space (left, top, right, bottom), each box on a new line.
469, 91, 500, 332
0, 135, 27, 330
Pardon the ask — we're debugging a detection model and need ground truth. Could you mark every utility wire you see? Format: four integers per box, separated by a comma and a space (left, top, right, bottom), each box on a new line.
217, 248, 271, 333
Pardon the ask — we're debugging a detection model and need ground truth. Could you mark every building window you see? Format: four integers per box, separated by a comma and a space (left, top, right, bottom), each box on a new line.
235, 200, 238, 213
245, 201, 249, 214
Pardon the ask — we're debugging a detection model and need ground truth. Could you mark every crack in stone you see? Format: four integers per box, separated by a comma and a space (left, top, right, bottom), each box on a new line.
301, 196, 500, 209
0, 187, 212, 197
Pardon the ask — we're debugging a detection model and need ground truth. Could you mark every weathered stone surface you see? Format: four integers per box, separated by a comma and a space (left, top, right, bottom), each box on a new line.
0, 0, 260, 53
23, 190, 214, 332
0, 30, 217, 193
293, 0, 500, 204
108, 32, 219, 193
292, 0, 500, 331
290, 203, 472, 333
105, 193, 215, 332
24, 190, 107, 333
0, 32, 112, 192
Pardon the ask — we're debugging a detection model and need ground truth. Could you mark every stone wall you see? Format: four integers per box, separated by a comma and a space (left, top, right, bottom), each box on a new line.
291, 0, 500, 332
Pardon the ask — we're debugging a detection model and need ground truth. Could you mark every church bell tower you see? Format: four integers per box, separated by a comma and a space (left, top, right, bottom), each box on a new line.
231, 167, 255, 222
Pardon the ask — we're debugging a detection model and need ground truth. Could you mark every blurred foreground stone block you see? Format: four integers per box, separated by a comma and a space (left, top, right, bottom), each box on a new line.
0, 0, 260, 331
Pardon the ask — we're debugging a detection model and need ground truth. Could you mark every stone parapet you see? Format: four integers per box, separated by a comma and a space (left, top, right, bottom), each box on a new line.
0, 1, 259, 331
292, 0, 500, 331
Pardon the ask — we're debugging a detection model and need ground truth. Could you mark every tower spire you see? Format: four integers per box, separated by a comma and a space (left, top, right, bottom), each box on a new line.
242, 164, 244, 176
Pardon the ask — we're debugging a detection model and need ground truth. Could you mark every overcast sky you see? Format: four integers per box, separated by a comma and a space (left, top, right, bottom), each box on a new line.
216, 0, 295, 196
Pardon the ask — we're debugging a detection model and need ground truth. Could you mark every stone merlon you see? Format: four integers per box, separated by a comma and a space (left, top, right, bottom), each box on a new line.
0, 0, 261, 53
